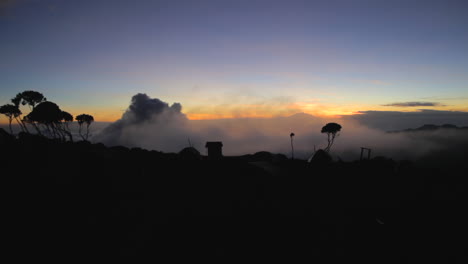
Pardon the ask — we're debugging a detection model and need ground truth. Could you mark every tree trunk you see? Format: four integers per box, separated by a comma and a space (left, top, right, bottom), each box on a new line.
8, 117, 13, 135
67, 131, 73, 142
31, 122, 41, 136
85, 123, 90, 140
14, 117, 27, 133
78, 124, 85, 140
290, 137, 294, 160
326, 133, 336, 153
51, 123, 62, 140
13, 117, 23, 133
45, 124, 53, 138
325, 133, 332, 152
22, 120, 30, 133
66, 123, 73, 142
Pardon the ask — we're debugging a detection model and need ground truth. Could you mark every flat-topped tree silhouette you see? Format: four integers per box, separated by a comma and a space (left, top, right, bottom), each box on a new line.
0, 104, 22, 134
11, 90, 46, 133
12, 90, 46, 110
25, 101, 63, 138
321, 122, 342, 152
76, 114, 94, 141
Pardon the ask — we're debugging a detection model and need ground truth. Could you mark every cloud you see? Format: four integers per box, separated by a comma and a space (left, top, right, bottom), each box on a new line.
121, 93, 184, 124
421, 96, 468, 101
346, 110, 468, 131
186, 96, 302, 119
383, 102, 443, 107
92, 94, 468, 166
93, 94, 331, 157
93, 93, 189, 150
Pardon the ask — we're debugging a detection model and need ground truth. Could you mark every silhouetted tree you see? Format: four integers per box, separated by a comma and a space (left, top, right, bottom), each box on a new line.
0, 104, 22, 134
12, 90, 46, 110
76, 114, 94, 141
321, 122, 342, 152
11, 91, 46, 133
26, 101, 62, 138
59, 111, 74, 141
51, 110, 73, 141
290, 132, 295, 160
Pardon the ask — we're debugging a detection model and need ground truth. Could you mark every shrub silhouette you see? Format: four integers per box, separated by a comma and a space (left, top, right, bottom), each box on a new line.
76, 114, 94, 141
0, 104, 22, 134
321, 122, 342, 152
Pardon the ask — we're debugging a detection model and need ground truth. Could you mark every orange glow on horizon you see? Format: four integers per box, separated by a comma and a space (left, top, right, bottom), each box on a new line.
1, 103, 465, 125
186, 112, 293, 120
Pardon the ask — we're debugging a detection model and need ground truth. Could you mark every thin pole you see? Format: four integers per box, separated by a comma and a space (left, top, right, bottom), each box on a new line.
290, 133, 295, 160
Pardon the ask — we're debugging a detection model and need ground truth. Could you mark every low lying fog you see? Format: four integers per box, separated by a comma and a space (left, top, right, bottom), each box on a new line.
90, 94, 468, 162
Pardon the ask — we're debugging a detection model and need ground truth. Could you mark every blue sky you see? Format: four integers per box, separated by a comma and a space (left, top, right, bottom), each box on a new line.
1, 0, 468, 121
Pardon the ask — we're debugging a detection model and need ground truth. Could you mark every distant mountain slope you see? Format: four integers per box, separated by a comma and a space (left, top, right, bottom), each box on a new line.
388, 124, 468, 133
345, 110, 468, 131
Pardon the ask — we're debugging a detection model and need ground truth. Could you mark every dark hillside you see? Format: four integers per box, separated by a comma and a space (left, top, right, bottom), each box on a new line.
2, 131, 466, 262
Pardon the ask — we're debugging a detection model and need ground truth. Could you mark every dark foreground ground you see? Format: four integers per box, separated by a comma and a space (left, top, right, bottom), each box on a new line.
2, 133, 467, 262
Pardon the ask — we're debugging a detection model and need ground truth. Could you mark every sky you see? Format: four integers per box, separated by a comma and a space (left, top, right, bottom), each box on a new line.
1, 0, 468, 123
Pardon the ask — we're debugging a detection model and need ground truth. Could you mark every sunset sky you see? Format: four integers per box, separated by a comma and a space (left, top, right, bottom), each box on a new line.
1, 0, 468, 122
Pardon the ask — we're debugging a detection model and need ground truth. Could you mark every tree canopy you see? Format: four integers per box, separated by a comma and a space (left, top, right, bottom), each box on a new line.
76, 114, 94, 125
1, 90, 93, 141
321, 122, 342, 152
76, 114, 94, 141
0, 104, 22, 119
26, 101, 62, 124
12, 90, 46, 109
0, 104, 22, 134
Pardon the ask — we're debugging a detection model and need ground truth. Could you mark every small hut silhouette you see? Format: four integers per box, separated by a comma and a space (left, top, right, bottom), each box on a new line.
205, 141, 223, 160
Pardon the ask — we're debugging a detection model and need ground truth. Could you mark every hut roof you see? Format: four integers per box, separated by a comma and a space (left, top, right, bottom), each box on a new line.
205, 141, 223, 148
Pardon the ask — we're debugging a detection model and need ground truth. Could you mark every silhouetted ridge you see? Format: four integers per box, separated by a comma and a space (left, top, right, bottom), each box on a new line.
239, 151, 288, 163
388, 123, 467, 133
